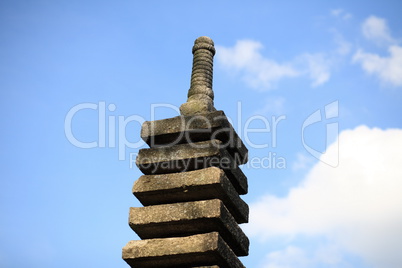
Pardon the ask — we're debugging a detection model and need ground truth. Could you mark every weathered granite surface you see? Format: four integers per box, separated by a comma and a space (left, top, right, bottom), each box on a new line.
122, 232, 245, 268
180, 36, 216, 116
141, 110, 248, 164
133, 167, 248, 223
123, 36, 249, 268
129, 199, 249, 256
136, 140, 248, 194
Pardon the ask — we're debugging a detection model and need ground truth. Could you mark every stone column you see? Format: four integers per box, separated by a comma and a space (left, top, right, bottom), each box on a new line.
123, 36, 249, 268
180, 36, 216, 116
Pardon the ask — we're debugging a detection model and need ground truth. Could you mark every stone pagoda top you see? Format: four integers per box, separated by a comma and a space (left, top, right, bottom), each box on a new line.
180, 36, 217, 116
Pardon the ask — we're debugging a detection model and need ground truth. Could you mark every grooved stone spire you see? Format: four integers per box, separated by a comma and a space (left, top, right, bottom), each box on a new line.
123, 36, 249, 268
180, 36, 217, 116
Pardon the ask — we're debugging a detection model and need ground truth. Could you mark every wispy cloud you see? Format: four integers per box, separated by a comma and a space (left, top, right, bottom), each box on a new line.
361, 15, 397, 46
255, 97, 286, 116
331, 9, 352, 21
247, 126, 402, 267
353, 15, 402, 87
216, 10, 359, 91
296, 53, 331, 87
216, 40, 298, 89
330, 29, 352, 56
353, 45, 402, 86
216, 40, 334, 90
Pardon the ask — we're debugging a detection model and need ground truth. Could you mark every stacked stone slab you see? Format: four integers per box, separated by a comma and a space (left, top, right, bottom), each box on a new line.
123, 36, 249, 268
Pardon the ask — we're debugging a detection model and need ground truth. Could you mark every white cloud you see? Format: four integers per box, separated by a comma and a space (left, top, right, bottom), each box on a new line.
331, 9, 342, 17
247, 126, 402, 268
353, 45, 402, 86
262, 245, 351, 268
353, 16, 402, 87
331, 29, 352, 56
216, 40, 298, 89
216, 40, 333, 90
292, 152, 315, 171
331, 9, 352, 20
263, 246, 309, 268
361, 15, 396, 46
296, 53, 331, 87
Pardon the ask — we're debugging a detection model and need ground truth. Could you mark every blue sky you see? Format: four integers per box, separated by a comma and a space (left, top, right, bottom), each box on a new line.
1, 1, 402, 267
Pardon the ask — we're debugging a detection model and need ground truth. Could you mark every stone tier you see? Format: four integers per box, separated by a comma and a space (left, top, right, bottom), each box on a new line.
123, 232, 245, 268
129, 199, 249, 256
136, 140, 248, 195
133, 167, 248, 223
141, 110, 248, 164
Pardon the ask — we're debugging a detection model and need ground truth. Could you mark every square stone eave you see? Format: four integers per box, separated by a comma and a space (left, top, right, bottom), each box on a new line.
141, 110, 248, 165
133, 167, 249, 223
122, 232, 245, 268
128, 199, 249, 256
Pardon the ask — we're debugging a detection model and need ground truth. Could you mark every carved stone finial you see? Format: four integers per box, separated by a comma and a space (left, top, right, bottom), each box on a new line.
180, 36, 217, 116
